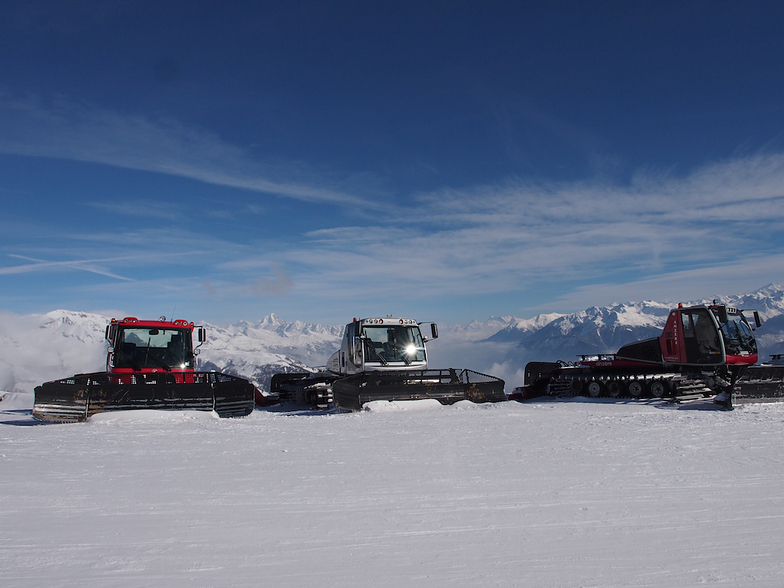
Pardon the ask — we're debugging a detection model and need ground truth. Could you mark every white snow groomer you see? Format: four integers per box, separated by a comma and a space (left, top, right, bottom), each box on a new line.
270, 315, 506, 411
33, 317, 256, 422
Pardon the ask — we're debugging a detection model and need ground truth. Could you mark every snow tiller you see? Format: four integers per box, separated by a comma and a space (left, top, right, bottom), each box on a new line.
271, 316, 507, 411
33, 317, 256, 422
510, 303, 784, 409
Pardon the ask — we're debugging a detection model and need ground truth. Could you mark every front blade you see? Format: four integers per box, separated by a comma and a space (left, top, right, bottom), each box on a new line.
734, 365, 784, 402
333, 368, 506, 411
33, 372, 254, 422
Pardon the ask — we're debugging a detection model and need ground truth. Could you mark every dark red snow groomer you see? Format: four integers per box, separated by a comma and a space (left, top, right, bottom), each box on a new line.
33, 317, 256, 422
513, 303, 783, 404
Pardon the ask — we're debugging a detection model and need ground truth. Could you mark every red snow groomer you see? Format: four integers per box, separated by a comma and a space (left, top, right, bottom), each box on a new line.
33, 317, 256, 422
511, 303, 783, 408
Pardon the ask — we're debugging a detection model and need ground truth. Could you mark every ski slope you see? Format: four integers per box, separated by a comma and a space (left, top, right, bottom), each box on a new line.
2, 395, 783, 587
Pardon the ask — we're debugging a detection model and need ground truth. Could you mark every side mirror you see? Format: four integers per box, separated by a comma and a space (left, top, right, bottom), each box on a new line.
715, 305, 728, 324
105, 323, 117, 343
430, 323, 439, 340
194, 327, 206, 355
754, 311, 762, 328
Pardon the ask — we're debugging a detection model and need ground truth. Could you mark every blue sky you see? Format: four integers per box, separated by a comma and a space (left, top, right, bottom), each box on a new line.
1, 1, 783, 326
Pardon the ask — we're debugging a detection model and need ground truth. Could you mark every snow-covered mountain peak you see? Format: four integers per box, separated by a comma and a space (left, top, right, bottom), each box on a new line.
226, 314, 343, 340
483, 312, 565, 343
39, 309, 110, 337
748, 283, 783, 298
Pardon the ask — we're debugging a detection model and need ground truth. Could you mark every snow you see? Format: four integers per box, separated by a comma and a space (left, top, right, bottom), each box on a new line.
0, 310, 108, 394
2, 397, 784, 587
363, 398, 448, 411
2, 288, 784, 585
205, 316, 343, 367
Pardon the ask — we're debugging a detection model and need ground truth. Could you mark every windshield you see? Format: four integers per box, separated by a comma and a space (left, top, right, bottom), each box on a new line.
115, 327, 193, 370
720, 313, 757, 356
362, 325, 425, 364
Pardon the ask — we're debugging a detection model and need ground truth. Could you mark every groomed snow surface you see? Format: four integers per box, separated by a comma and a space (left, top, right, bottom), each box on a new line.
2, 395, 784, 587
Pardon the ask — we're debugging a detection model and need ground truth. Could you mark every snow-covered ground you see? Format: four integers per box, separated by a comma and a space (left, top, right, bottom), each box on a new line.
2, 394, 783, 587
2, 288, 783, 586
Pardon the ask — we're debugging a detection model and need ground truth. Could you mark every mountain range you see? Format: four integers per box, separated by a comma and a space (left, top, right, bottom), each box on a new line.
1, 284, 782, 397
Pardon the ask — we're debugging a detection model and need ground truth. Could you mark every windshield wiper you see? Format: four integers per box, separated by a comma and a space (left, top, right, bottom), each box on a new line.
143, 342, 172, 371
364, 340, 388, 365
125, 358, 143, 371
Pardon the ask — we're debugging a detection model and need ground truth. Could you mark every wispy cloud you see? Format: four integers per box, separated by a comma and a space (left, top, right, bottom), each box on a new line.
4, 148, 783, 319
490, 93, 617, 175
248, 151, 784, 308
3, 254, 134, 281
2, 232, 216, 281
2, 91, 783, 320
0, 94, 384, 210
83, 200, 191, 222
544, 253, 784, 311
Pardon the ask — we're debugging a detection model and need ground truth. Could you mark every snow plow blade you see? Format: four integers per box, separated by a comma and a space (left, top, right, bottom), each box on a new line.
733, 365, 784, 402
333, 368, 506, 411
33, 371, 256, 422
